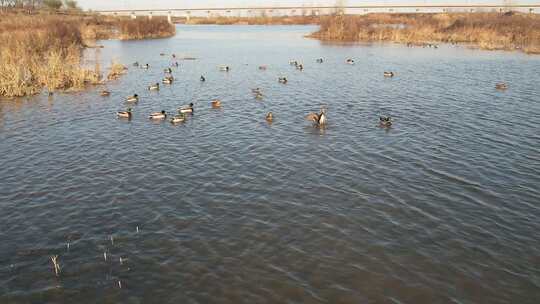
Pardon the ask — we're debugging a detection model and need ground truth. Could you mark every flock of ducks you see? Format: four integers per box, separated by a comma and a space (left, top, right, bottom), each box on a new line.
104, 53, 510, 128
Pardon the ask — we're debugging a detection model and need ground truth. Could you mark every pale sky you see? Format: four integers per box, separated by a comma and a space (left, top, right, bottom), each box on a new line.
78, 1, 536, 11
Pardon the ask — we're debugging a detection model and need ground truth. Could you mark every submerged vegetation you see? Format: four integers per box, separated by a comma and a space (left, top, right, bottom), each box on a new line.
0, 11, 175, 97
311, 13, 540, 54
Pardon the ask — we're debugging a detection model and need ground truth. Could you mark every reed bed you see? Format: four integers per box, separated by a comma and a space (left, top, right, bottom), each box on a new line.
117, 17, 176, 40
311, 13, 540, 54
186, 16, 319, 25
0, 12, 175, 97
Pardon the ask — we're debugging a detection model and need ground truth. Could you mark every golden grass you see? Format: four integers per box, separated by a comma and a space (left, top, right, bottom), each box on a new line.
311, 13, 540, 54
0, 12, 175, 97
186, 16, 319, 25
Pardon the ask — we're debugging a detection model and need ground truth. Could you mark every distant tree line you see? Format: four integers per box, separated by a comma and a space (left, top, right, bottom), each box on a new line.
0, 0, 79, 10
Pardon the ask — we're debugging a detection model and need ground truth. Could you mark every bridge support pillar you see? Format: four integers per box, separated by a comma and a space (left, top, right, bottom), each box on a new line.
131, 12, 136, 19
168, 11, 172, 24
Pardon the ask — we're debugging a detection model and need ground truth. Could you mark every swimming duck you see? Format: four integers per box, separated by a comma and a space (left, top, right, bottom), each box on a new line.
384, 71, 395, 77
252, 88, 262, 94
100, 90, 110, 96
117, 108, 132, 119
278, 77, 288, 84
219, 65, 230, 72
162, 76, 174, 84
133, 62, 139, 67
178, 103, 194, 114
200, 75, 206, 82
316, 58, 324, 63
296, 64, 304, 71
211, 99, 221, 108
255, 92, 263, 100
289, 60, 298, 66
379, 116, 392, 127
148, 83, 160, 91
266, 112, 273, 122
126, 94, 139, 102
149, 110, 167, 120
142, 64, 150, 69
496, 83, 508, 90
160, 53, 166, 56
164, 68, 172, 73
346, 59, 355, 65
306, 108, 327, 126
259, 65, 268, 70
170, 113, 186, 124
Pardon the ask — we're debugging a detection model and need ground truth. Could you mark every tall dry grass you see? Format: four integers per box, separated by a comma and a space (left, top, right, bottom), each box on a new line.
117, 17, 175, 40
186, 16, 319, 25
311, 13, 540, 54
0, 12, 176, 97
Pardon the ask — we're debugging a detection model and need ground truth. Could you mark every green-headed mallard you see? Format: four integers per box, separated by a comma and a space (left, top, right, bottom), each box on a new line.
178, 103, 194, 114
149, 110, 167, 120
170, 113, 186, 124
126, 94, 139, 102
384, 71, 395, 77
148, 83, 159, 91
117, 108, 132, 119
100, 90, 111, 96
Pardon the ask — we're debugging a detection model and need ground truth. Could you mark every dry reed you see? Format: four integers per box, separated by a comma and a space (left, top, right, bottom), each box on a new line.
311, 13, 540, 54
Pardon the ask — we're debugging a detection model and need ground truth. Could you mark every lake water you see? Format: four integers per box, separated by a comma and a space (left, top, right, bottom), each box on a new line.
1, 25, 540, 303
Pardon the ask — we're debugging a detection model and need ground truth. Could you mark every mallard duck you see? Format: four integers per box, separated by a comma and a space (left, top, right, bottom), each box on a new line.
384, 71, 395, 77
200, 75, 206, 82
219, 65, 230, 72
255, 92, 263, 100
252, 88, 261, 94
149, 110, 167, 120
379, 116, 392, 127
133, 62, 139, 67
178, 103, 194, 114
278, 77, 288, 84
211, 99, 221, 108
496, 82, 508, 90
170, 114, 186, 124
296, 64, 304, 71
117, 108, 132, 119
148, 83, 159, 91
346, 59, 355, 65
266, 112, 273, 122
126, 94, 139, 102
306, 108, 327, 126
162, 76, 173, 84
164, 68, 172, 73
259, 65, 268, 70
160, 53, 166, 56
142, 64, 150, 69
100, 90, 110, 96
316, 58, 324, 63
289, 60, 298, 66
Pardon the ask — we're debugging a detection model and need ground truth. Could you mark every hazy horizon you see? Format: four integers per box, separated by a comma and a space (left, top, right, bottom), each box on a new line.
77, 0, 538, 10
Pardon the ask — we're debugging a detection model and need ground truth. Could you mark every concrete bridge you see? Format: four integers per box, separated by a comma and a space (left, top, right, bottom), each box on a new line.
96, 3, 540, 23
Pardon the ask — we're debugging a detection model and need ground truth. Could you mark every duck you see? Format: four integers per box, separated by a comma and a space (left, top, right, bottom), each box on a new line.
259, 65, 268, 70
496, 82, 508, 90
289, 60, 298, 66
306, 108, 327, 126
148, 83, 160, 91
149, 110, 167, 120
164, 68, 172, 73
346, 59, 355, 65
117, 108, 132, 119
200, 75, 206, 82
170, 114, 186, 124
100, 90, 110, 96
379, 116, 392, 127
266, 112, 273, 122
278, 77, 288, 84
162, 76, 174, 84
296, 64, 304, 71
172, 54, 176, 59
142, 64, 150, 69
219, 65, 230, 72
126, 94, 139, 102
133, 62, 139, 67
211, 99, 221, 108
255, 92, 263, 100
316, 58, 323, 63
384, 71, 395, 77
178, 103, 194, 114
251, 88, 262, 94
160, 53, 166, 56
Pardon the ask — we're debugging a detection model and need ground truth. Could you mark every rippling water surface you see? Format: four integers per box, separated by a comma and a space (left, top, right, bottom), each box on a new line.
1, 25, 540, 303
